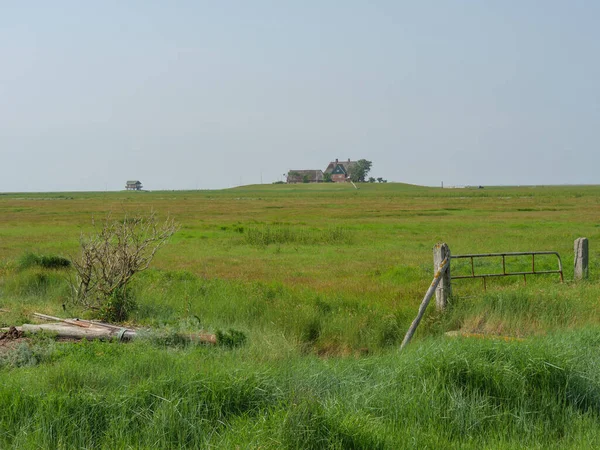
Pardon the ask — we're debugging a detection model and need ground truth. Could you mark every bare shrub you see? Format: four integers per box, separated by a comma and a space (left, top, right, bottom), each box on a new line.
70, 212, 178, 321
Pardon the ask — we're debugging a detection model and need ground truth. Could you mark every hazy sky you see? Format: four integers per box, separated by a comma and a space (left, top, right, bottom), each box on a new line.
1, 1, 599, 191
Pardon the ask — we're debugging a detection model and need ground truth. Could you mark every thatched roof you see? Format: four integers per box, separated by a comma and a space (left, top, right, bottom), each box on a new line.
324, 159, 357, 175
287, 170, 324, 183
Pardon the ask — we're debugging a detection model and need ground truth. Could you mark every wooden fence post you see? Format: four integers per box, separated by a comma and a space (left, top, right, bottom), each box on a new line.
400, 257, 450, 350
574, 237, 589, 280
433, 243, 451, 310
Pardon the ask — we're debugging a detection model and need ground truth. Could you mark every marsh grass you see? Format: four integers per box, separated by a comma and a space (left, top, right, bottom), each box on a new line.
3, 263, 595, 355
18, 252, 71, 270
2, 267, 70, 302
1, 331, 600, 448
244, 225, 352, 246
0, 332, 58, 369
2, 184, 600, 447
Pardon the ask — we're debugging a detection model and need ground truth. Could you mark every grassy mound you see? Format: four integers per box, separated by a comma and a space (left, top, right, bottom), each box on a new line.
18, 252, 71, 270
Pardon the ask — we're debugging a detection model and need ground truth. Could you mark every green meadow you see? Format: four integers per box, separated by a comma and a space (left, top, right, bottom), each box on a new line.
1, 183, 600, 448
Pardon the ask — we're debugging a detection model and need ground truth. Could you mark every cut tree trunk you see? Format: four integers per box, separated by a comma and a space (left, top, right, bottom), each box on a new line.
2, 323, 216, 344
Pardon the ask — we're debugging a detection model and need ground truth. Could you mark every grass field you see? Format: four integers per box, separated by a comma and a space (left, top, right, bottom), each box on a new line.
1, 183, 600, 448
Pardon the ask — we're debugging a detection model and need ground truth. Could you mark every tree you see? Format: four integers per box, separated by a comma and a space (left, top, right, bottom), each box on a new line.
302, 174, 310, 183
350, 159, 372, 182
323, 172, 333, 183
70, 212, 179, 321
377, 177, 383, 183
368, 177, 376, 183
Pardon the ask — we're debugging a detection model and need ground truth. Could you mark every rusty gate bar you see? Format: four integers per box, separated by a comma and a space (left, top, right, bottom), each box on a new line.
451, 251, 564, 285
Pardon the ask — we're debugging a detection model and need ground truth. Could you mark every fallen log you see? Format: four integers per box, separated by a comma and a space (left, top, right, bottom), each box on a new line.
20, 323, 135, 341
2, 323, 217, 344
33, 313, 129, 331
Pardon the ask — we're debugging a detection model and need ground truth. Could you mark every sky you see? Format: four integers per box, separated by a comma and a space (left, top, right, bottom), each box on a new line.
1, 1, 599, 192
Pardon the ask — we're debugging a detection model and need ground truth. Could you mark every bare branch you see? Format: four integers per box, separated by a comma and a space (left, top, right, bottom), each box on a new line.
69, 212, 179, 316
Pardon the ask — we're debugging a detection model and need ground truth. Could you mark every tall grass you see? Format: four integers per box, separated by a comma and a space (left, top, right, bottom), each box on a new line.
244, 225, 352, 246
18, 252, 71, 270
437, 286, 599, 337
1, 268, 69, 302
1, 331, 600, 448
2, 263, 599, 354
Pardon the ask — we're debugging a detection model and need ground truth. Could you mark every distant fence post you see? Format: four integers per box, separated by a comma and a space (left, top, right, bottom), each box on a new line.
574, 237, 589, 280
434, 243, 451, 310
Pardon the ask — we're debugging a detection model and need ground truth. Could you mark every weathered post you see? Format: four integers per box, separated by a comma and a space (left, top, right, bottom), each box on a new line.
400, 257, 450, 350
574, 237, 589, 280
433, 243, 451, 310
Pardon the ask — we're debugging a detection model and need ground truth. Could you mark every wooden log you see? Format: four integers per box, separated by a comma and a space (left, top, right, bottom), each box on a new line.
433, 243, 452, 310
19, 323, 136, 341
87, 320, 129, 331
574, 237, 589, 280
5, 323, 217, 344
33, 313, 95, 329
33, 313, 69, 322
400, 257, 449, 350
33, 313, 128, 331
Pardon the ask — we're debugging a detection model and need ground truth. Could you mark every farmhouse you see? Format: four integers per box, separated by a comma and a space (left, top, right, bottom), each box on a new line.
125, 180, 143, 191
286, 158, 360, 184
324, 158, 357, 182
286, 170, 324, 184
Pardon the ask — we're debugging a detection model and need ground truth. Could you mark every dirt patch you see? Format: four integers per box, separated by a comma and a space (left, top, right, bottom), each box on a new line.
0, 326, 28, 355
315, 343, 368, 358
445, 330, 524, 342
0, 326, 24, 341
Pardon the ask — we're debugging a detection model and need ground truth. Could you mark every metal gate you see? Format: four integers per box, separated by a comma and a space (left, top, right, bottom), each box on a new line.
451, 251, 564, 290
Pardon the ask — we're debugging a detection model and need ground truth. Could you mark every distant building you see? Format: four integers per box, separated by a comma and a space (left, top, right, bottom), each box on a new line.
125, 180, 143, 190
324, 158, 357, 182
285, 158, 359, 184
286, 170, 324, 184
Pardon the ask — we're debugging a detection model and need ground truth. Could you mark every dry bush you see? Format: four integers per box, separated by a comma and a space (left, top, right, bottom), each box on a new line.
70, 212, 178, 320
